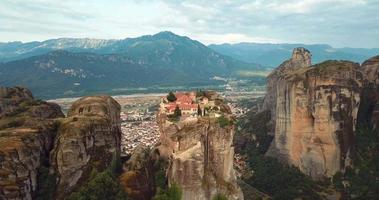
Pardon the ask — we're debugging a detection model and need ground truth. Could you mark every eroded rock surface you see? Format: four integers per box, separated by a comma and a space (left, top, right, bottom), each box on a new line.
0, 86, 63, 200
266, 58, 363, 179
50, 96, 121, 198
357, 55, 379, 128
158, 94, 243, 200
261, 48, 312, 134
120, 145, 158, 200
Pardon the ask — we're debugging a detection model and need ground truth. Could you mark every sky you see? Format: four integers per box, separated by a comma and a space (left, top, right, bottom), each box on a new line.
0, 0, 378, 48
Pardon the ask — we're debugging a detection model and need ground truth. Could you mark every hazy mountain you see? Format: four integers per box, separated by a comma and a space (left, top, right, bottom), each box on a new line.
0, 32, 261, 99
209, 43, 379, 67
0, 38, 117, 62
0, 31, 256, 71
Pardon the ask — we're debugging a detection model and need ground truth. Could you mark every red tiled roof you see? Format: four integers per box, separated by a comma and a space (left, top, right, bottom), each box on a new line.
176, 95, 192, 104
165, 103, 198, 112
164, 92, 198, 113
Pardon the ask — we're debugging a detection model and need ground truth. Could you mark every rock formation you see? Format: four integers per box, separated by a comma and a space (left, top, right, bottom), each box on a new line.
265, 49, 364, 179
120, 145, 158, 200
158, 93, 243, 200
357, 55, 379, 127
0, 87, 123, 199
50, 96, 121, 198
262, 48, 312, 123
0, 87, 64, 200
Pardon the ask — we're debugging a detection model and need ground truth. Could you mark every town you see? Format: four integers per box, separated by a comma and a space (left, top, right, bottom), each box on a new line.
119, 105, 160, 155
50, 87, 261, 156
118, 89, 257, 155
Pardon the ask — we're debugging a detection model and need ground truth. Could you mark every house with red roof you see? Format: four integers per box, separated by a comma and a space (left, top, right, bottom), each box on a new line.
160, 92, 199, 116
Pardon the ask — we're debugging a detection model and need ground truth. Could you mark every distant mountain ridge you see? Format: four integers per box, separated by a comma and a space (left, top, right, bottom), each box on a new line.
208, 43, 379, 67
2, 31, 377, 99
0, 32, 261, 99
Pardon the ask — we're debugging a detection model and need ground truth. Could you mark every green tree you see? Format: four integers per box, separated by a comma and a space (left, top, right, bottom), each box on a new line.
217, 115, 230, 128
196, 90, 206, 98
68, 169, 128, 200
153, 183, 182, 200
212, 193, 228, 200
197, 104, 202, 116
174, 106, 181, 117
333, 125, 379, 199
167, 92, 177, 102
68, 152, 128, 200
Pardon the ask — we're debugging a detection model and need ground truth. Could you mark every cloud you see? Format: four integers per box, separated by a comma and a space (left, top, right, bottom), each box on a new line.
0, 0, 378, 48
190, 33, 280, 44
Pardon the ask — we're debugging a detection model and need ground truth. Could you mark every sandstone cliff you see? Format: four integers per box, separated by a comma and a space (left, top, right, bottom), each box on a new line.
357, 55, 379, 128
120, 145, 160, 200
261, 47, 312, 132
158, 94, 243, 200
50, 96, 121, 198
0, 87, 64, 200
266, 56, 363, 179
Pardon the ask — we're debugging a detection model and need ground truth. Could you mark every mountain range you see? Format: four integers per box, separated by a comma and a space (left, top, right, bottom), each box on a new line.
1, 31, 379, 99
0, 32, 261, 99
209, 43, 379, 67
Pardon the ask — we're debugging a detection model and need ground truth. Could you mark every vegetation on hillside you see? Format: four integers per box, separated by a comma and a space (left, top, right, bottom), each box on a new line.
217, 115, 233, 128
68, 153, 128, 200
244, 150, 322, 200
332, 125, 379, 199
212, 194, 228, 200
35, 166, 56, 200
0, 32, 262, 99
153, 183, 182, 200
235, 109, 323, 200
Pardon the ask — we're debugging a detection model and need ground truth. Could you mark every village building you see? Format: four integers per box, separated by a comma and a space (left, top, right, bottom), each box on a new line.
160, 92, 199, 116
160, 91, 218, 117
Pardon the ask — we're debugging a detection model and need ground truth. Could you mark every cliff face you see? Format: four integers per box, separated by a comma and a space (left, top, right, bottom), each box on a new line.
120, 145, 158, 200
158, 96, 243, 200
0, 89, 122, 199
50, 96, 121, 198
0, 87, 34, 118
357, 55, 379, 127
261, 48, 312, 134
0, 87, 64, 200
266, 57, 363, 179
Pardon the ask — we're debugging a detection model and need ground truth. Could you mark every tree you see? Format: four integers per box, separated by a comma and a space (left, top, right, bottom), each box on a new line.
68, 153, 128, 200
167, 92, 177, 102
68, 169, 128, 200
174, 106, 181, 117
217, 115, 230, 128
197, 104, 202, 116
332, 125, 379, 199
196, 90, 206, 98
212, 194, 228, 200
153, 183, 182, 200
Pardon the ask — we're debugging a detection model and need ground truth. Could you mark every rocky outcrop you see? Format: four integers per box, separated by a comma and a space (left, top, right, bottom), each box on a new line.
0, 87, 64, 200
266, 58, 363, 179
0, 87, 34, 118
158, 95, 243, 200
357, 55, 379, 128
261, 47, 312, 130
120, 145, 158, 200
1, 88, 123, 199
50, 96, 121, 198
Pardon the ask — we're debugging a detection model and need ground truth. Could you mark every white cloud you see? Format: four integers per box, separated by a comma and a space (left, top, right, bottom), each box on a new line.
0, 0, 378, 47
190, 33, 280, 45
